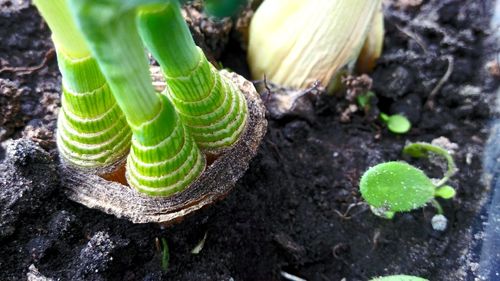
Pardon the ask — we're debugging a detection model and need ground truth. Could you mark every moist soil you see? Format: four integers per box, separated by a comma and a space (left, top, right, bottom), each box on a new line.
0, 0, 498, 280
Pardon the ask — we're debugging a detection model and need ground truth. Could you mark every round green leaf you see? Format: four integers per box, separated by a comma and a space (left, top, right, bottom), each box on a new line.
435, 185, 456, 199
360, 162, 435, 212
387, 114, 411, 134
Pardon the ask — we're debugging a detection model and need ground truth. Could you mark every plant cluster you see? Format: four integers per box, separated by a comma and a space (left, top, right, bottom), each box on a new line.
360, 142, 457, 230
357, 90, 412, 134
29, 0, 468, 278
34, 0, 249, 197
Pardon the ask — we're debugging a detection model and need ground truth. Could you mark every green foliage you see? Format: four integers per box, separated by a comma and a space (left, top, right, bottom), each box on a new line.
359, 142, 457, 219
403, 142, 457, 187
371, 275, 428, 281
33, 0, 90, 58
355, 90, 411, 134
35, 0, 254, 196
34, 0, 131, 169
356, 90, 375, 109
380, 113, 411, 134
435, 185, 456, 199
136, 1, 248, 151
68, 0, 206, 196
161, 238, 170, 271
360, 161, 435, 212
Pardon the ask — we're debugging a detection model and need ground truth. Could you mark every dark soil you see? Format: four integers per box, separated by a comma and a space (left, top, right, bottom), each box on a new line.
0, 0, 498, 280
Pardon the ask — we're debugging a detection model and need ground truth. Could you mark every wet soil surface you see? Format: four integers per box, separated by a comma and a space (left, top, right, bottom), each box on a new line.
0, 0, 499, 280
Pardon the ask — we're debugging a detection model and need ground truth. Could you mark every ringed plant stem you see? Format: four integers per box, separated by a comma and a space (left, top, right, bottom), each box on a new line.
137, 0, 248, 151
33, 0, 131, 169
69, 0, 205, 196
33, 0, 88, 59
68, 3, 160, 126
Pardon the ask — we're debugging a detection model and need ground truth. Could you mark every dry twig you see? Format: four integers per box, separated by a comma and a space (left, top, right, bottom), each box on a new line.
425, 55, 454, 110
0, 48, 55, 75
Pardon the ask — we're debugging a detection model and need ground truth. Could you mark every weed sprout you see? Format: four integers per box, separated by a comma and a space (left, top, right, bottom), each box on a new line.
360, 142, 457, 230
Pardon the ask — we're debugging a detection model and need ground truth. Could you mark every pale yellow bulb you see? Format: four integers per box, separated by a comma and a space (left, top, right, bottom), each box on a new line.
248, 0, 382, 89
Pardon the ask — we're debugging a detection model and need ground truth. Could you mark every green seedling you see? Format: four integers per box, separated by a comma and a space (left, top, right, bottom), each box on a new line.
69, 0, 207, 196
32, 0, 252, 197
360, 142, 457, 229
33, 0, 131, 170
356, 91, 411, 134
380, 113, 412, 134
357, 90, 375, 109
161, 238, 170, 271
371, 275, 428, 281
136, 1, 248, 151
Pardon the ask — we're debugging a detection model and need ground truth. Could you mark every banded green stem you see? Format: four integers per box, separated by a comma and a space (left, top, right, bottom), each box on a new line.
69, 0, 205, 196
137, 1, 248, 151
34, 0, 131, 169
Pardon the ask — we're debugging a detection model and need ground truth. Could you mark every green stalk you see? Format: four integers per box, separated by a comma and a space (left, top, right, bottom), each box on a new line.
33, 0, 89, 58
68, 0, 205, 196
431, 199, 444, 215
137, 3, 199, 77
67, 2, 160, 126
137, 0, 248, 151
34, 0, 131, 169
403, 142, 457, 187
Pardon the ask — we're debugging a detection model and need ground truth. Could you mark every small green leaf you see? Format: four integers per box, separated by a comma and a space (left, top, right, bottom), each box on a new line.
435, 185, 456, 199
360, 162, 435, 212
385, 114, 411, 134
371, 275, 428, 281
357, 91, 375, 109
161, 238, 170, 271
379, 112, 390, 122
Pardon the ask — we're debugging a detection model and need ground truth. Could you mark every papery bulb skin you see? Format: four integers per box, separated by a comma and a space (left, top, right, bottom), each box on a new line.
248, 0, 382, 89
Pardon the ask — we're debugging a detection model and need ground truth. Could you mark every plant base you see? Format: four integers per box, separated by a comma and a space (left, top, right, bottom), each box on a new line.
58, 71, 267, 224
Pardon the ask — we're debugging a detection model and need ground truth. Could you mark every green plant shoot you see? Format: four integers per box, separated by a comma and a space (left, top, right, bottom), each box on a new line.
380, 113, 412, 134
357, 90, 375, 109
356, 91, 411, 135
136, 0, 248, 152
161, 238, 170, 271
360, 142, 457, 226
33, 0, 132, 170
68, 0, 205, 196
403, 142, 457, 187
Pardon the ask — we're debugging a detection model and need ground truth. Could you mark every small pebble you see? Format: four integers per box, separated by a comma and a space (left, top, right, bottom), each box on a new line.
431, 214, 448, 231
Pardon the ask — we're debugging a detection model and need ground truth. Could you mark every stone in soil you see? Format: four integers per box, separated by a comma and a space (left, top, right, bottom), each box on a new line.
73, 231, 129, 280
0, 138, 57, 239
